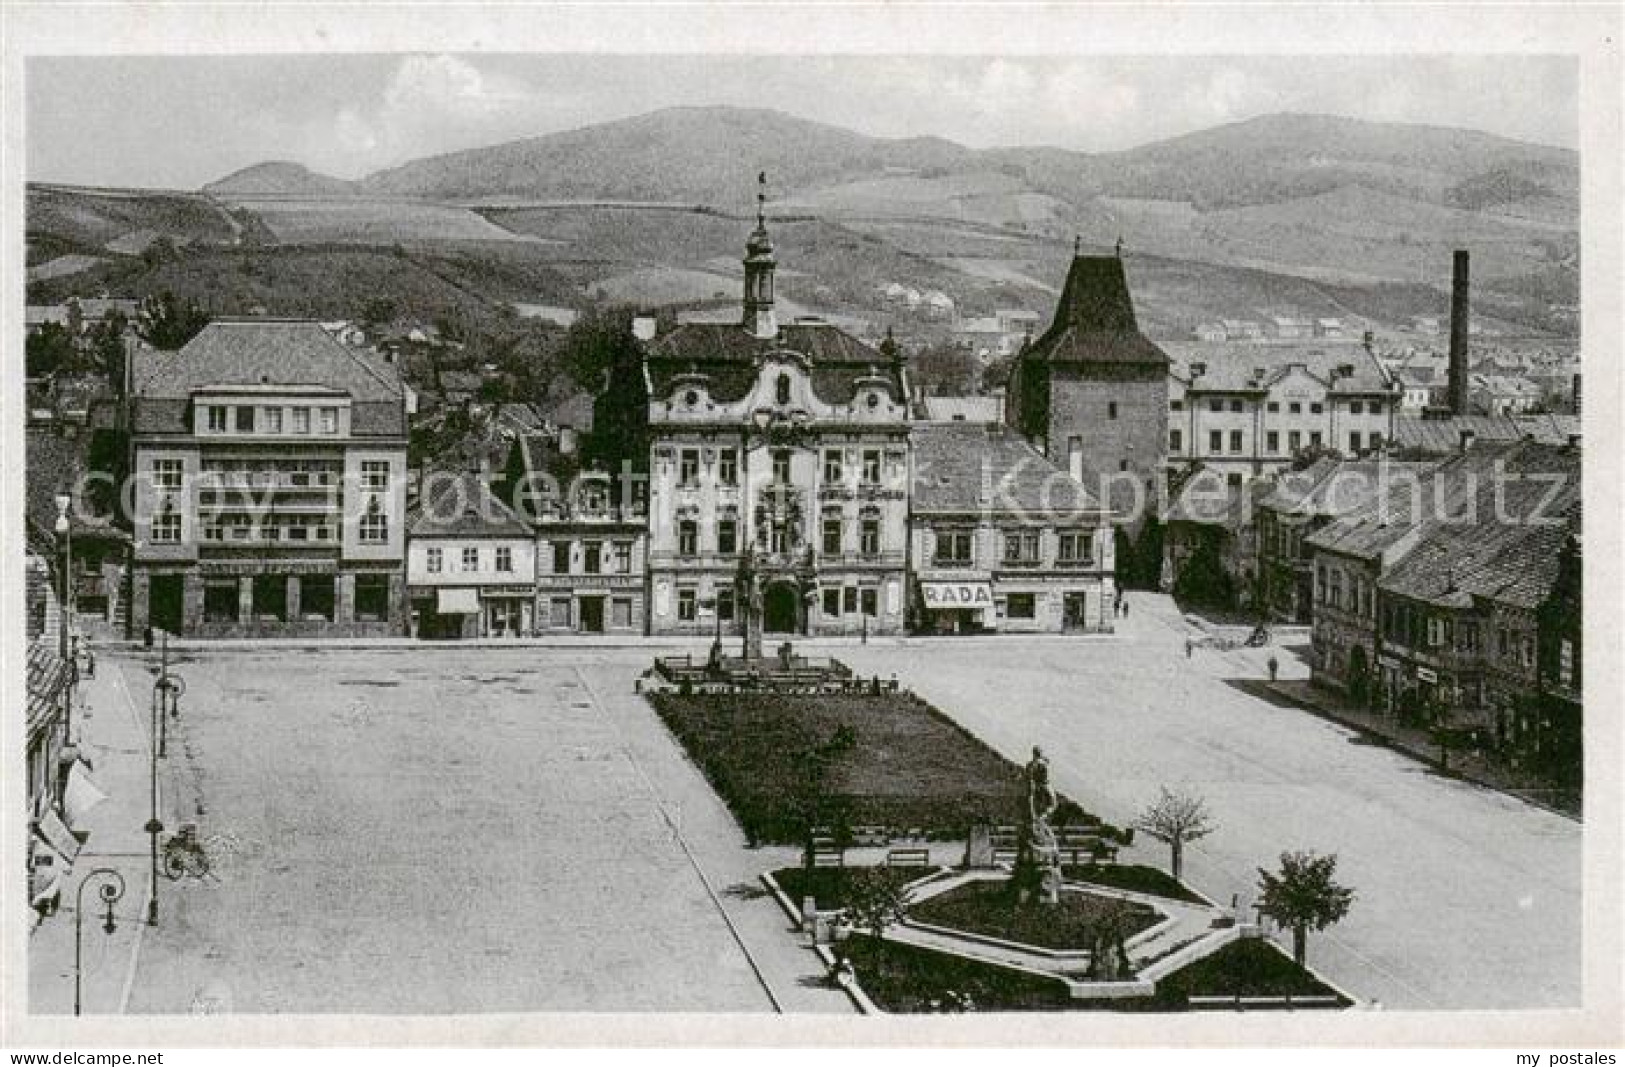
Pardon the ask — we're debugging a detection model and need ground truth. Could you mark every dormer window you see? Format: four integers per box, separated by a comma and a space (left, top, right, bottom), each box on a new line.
776, 373, 791, 406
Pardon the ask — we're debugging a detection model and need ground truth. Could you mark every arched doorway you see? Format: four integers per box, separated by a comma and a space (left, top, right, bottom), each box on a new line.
763, 582, 800, 634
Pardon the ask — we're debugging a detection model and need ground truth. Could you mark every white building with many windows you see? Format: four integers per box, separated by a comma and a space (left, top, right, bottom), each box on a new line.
406, 470, 538, 639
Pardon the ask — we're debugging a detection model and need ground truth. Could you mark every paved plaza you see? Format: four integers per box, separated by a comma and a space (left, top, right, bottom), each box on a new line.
842, 593, 1583, 1010
33, 592, 1581, 1013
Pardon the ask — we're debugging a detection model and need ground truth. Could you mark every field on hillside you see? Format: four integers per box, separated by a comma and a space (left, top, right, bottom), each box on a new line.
27, 186, 236, 250
227, 197, 538, 244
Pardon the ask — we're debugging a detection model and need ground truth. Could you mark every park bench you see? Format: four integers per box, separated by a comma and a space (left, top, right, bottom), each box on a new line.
885, 848, 932, 868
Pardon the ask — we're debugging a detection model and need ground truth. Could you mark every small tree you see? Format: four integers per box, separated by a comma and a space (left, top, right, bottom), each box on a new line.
1255, 850, 1355, 966
1134, 786, 1215, 882
841, 867, 908, 947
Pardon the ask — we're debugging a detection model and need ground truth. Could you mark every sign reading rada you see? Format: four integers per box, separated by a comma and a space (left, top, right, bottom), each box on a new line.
921, 581, 994, 608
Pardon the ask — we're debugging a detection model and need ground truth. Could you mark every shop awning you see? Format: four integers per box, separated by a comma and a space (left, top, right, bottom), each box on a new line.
436, 588, 480, 614
919, 581, 995, 609
35, 806, 81, 865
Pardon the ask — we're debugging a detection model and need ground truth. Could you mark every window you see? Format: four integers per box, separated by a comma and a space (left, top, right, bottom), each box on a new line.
843, 586, 859, 614
1316, 564, 1327, 602
1229, 430, 1243, 453
1427, 617, 1445, 648
862, 450, 881, 485
152, 511, 181, 543
207, 405, 228, 432
1170, 429, 1183, 452
263, 407, 283, 433
204, 581, 238, 623
553, 542, 571, 574
1310, 402, 1324, 415
678, 521, 698, 557
301, 575, 335, 622
772, 450, 791, 484
775, 373, 791, 406
496, 546, 513, 573
1209, 430, 1223, 455
153, 459, 184, 491
1227, 472, 1243, 488
1209, 399, 1224, 413
823, 450, 844, 483
1348, 432, 1362, 454
1329, 569, 1342, 609
362, 460, 389, 491
1369, 401, 1383, 416
252, 574, 287, 621
1368, 433, 1383, 452
934, 529, 973, 565
234, 406, 255, 433
860, 588, 878, 617
860, 518, 880, 556
292, 407, 310, 434
1229, 399, 1243, 413
1003, 530, 1040, 563
1289, 402, 1302, 415
823, 588, 841, 617
614, 541, 633, 573
716, 586, 735, 622
1107, 401, 1118, 419
1288, 430, 1302, 452
717, 448, 738, 485
822, 515, 843, 556
462, 546, 480, 571
360, 512, 388, 544
717, 520, 737, 556
1005, 593, 1036, 619
1170, 399, 1183, 411
583, 542, 601, 574
354, 574, 390, 621
1057, 531, 1093, 565
426, 547, 443, 573
1309, 432, 1323, 448
679, 449, 700, 486
320, 408, 338, 434
1267, 401, 1280, 413
677, 589, 697, 621
1267, 431, 1280, 453
1559, 639, 1575, 687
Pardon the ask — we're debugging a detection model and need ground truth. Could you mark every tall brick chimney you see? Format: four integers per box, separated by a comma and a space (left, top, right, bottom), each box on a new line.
1448, 250, 1470, 415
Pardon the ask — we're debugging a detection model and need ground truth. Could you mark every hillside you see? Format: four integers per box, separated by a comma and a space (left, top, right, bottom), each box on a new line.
204, 161, 359, 197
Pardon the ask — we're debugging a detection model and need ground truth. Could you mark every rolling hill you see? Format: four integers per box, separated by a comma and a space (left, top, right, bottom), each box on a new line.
25, 107, 1578, 338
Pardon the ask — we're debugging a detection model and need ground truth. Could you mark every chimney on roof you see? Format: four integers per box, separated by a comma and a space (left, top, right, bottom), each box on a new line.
1458, 428, 1476, 454
1449, 250, 1471, 415
1190, 362, 1207, 378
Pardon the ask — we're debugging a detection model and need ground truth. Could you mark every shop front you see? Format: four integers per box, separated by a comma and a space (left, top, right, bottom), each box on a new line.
917, 579, 994, 635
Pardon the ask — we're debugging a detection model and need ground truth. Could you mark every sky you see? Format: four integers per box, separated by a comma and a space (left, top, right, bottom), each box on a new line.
26, 54, 1578, 189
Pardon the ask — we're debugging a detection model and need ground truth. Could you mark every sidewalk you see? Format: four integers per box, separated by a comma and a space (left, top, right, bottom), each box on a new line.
1266, 679, 1580, 820
28, 646, 195, 1015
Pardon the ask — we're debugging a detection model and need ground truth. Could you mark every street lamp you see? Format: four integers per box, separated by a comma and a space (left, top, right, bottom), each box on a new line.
54, 493, 74, 748
144, 674, 164, 926
74, 868, 126, 1015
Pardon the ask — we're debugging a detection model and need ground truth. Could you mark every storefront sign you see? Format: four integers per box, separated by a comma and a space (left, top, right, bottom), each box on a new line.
920, 581, 994, 608
436, 588, 480, 614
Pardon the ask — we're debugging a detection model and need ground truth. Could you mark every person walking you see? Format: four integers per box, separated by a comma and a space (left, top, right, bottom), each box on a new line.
1267, 654, 1279, 682
1185, 636, 1194, 659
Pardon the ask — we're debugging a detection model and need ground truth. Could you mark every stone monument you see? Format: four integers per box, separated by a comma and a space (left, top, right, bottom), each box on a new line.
1013, 746, 1062, 905
737, 546, 764, 661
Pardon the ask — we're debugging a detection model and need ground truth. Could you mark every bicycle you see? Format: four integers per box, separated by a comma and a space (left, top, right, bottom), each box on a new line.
163, 823, 211, 881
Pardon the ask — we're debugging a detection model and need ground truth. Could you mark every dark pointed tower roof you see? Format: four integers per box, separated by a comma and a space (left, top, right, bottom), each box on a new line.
1025, 253, 1168, 366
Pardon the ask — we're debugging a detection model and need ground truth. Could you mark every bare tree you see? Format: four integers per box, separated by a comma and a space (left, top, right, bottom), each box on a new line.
1133, 786, 1215, 882
1256, 850, 1355, 966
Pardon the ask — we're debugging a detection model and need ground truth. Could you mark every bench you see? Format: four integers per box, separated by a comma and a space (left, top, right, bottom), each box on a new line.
886, 848, 932, 868
810, 848, 844, 869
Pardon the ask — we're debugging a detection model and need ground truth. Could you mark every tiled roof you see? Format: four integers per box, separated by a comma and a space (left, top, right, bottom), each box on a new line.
1390, 413, 1523, 454
1256, 458, 1438, 518
920, 397, 1002, 424
910, 422, 1101, 516
1020, 256, 1169, 367
1162, 466, 1273, 528
646, 321, 904, 406
408, 470, 533, 538
132, 321, 407, 436
1164, 341, 1392, 395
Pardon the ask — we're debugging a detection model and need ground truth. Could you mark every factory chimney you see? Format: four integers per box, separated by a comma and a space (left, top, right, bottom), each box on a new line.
1448, 250, 1471, 416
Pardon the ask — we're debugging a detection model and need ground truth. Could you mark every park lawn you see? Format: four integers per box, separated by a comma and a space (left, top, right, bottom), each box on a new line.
908, 879, 1160, 952
646, 691, 1042, 845
1061, 864, 1209, 905
1151, 936, 1351, 1005
839, 935, 1075, 1013
771, 865, 936, 911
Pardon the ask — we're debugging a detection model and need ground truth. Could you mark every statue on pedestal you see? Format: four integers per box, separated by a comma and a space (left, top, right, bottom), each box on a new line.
737, 546, 764, 661
1013, 746, 1062, 906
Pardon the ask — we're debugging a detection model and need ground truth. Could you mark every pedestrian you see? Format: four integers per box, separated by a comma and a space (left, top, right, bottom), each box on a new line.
1185, 636, 1193, 659
1122, 599, 1130, 618
1268, 654, 1279, 682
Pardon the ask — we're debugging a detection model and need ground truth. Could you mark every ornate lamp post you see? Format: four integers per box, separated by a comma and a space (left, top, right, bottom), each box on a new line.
74, 868, 126, 1015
